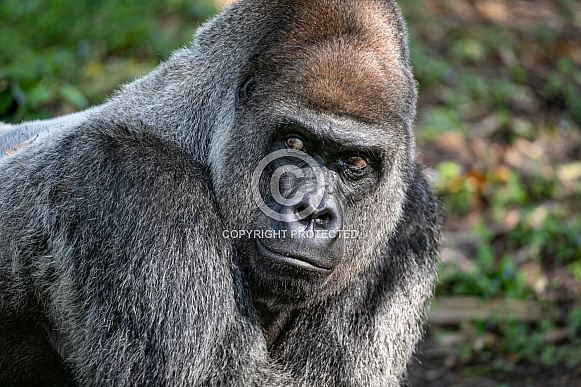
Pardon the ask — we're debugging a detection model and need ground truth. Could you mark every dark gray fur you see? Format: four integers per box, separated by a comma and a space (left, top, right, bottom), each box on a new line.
0, 0, 440, 385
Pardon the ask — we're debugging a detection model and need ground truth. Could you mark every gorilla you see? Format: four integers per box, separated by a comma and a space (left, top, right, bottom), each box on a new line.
0, 0, 440, 385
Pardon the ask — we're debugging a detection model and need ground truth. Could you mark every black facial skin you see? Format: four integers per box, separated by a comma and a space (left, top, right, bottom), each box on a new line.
239, 118, 382, 307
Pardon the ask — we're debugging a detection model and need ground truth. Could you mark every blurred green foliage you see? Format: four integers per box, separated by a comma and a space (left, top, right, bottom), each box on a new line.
438, 224, 533, 300
398, 0, 581, 372
0, 0, 218, 121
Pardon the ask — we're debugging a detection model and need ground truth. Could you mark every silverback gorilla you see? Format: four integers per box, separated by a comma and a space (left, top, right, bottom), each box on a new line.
0, 0, 440, 385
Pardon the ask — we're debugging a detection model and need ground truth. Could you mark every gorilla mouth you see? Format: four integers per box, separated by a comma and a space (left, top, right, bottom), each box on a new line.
255, 239, 333, 275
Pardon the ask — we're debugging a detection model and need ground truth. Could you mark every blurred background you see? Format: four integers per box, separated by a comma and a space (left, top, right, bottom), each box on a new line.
1, 0, 579, 385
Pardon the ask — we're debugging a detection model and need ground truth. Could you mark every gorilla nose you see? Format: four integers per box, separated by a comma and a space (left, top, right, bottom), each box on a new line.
296, 203, 341, 232
280, 194, 343, 238
264, 195, 344, 272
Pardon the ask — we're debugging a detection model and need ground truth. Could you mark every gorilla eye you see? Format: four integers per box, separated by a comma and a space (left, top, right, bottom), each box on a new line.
345, 156, 368, 169
285, 136, 306, 152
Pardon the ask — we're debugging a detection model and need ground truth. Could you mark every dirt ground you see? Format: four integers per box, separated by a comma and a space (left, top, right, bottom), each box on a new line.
409, 337, 581, 387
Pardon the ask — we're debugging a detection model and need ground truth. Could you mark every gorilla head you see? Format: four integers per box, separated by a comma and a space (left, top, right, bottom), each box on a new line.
210, 0, 418, 306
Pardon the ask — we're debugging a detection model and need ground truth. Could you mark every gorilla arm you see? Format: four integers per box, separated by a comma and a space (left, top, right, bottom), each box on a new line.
0, 120, 289, 386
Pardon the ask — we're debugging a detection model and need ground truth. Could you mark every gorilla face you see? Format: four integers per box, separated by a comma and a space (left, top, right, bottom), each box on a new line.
241, 112, 384, 305
252, 121, 381, 271
216, 82, 413, 307
211, 1, 418, 307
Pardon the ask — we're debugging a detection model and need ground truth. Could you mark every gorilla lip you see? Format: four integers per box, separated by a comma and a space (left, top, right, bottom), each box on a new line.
255, 239, 332, 275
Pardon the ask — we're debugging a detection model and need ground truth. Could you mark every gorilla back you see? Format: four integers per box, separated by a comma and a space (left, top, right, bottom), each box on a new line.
0, 0, 440, 386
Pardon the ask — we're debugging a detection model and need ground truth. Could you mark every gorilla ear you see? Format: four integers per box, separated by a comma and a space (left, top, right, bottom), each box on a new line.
236, 74, 256, 105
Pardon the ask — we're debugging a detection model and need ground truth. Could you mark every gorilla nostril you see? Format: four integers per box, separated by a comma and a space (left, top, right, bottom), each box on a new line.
314, 212, 330, 227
